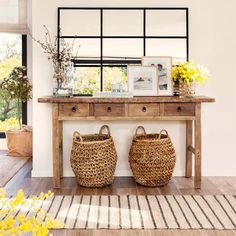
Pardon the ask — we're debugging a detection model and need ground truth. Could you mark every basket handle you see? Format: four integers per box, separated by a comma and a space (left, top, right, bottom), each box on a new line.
99, 125, 111, 136
158, 129, 169, 139
73, 131, 83, 142
135, 126, 146, 136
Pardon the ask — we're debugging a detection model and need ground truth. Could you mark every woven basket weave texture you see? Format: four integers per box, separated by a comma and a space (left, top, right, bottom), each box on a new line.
129, 126, 176, 187
70, 125, 117, 187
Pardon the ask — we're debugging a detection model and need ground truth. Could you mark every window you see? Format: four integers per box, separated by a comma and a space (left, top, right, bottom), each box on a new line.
0, 34, 27, 138
58, 7, 188, 95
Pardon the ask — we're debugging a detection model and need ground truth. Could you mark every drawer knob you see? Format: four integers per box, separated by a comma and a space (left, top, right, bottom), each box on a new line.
107, 106, 112, 112
177, 106, 182, 112
142, 106, 147, 112
72, 106, 77, 112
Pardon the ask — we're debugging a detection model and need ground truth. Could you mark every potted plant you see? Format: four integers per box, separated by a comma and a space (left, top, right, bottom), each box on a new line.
0, 66, 32, 157
171, 61, 210, 97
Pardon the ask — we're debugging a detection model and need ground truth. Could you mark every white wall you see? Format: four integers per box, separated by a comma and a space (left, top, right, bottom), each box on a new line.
0, 139, 6, 149
31, 0, 236, 177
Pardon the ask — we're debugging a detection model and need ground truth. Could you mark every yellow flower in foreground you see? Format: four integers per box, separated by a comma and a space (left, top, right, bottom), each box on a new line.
0, 189, 62, 236
0, 189, 6, 199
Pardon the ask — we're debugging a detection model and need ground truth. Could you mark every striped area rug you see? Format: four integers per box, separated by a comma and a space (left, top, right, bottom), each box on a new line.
7, 195, 236, 229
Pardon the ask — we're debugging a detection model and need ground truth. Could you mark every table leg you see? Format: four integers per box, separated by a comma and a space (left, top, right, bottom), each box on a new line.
58, 121, 63, 177
194, 103, 201, 189
186, 120, 193, 177
52, 104, 60, 188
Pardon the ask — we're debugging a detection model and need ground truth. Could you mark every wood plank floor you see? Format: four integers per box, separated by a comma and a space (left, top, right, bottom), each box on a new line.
4, 160, 236, 235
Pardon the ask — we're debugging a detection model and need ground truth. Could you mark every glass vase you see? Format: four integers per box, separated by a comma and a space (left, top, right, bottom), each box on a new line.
52, 62, 74, 97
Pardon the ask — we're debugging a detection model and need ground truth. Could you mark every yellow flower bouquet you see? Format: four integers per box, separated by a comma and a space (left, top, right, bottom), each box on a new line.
171, 62, 210, 96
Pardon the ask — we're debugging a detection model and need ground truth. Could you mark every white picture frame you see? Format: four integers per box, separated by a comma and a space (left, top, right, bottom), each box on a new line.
142, 56, 173, 96
128, 65, 158, 96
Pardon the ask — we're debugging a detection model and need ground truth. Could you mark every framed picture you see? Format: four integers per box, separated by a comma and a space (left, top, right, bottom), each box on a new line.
142, 56, 173, 96
128, 65, 158, 96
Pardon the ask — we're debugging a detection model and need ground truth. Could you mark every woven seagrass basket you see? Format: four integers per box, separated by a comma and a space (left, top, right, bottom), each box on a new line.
129, 126, 176, 187
70, 125, 118, 187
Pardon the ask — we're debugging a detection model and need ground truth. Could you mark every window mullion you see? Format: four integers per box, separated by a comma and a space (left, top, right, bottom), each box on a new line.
186, 8, 189, 61
100, 9, 103, 91
22, 35, 27, 125
143, 9, 146, 56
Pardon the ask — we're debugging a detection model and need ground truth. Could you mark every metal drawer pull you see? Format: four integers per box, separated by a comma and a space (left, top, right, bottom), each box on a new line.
107, 106, 112, 112
142, 106, 147, 112
72, 106, 77, 112
177, 106, 182, 112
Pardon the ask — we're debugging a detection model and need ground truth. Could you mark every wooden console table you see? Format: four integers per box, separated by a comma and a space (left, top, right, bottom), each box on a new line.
38, 96, 215, 189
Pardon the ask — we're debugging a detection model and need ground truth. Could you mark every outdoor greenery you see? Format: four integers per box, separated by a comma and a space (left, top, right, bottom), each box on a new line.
0, 57, 20, 81
75, 67, 127, 94
0, 34, 21, 131
0, 117, 18, 132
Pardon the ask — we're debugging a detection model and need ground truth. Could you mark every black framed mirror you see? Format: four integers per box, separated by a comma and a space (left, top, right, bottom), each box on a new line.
58, 7, 189, 95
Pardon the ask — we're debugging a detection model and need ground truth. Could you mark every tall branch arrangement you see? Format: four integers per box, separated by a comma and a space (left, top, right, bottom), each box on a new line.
31, 25, 79, 89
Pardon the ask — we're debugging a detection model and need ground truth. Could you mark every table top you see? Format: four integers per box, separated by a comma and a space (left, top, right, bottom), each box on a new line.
38, 96, 215, 104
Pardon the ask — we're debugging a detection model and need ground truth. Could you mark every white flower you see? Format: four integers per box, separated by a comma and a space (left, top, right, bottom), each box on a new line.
10, 91, 15, 95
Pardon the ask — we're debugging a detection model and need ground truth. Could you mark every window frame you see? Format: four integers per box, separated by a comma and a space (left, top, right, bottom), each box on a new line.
58, 7, 189, 95
0, 35, 27, 139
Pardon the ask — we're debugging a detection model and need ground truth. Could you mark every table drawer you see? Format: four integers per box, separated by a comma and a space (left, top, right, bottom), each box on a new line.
59, 103, 89, 117
94, 103, 125, 116
128, 103, 159, 116
164, 103, 195, 116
